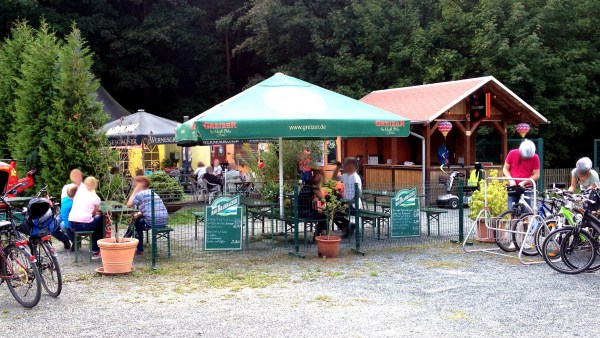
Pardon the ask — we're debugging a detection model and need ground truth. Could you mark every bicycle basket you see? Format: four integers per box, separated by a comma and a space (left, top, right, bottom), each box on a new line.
20, 198, 55, 236
587, 190, 600, 212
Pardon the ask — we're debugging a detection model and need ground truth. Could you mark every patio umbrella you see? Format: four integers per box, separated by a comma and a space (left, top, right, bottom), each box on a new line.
102, 109, 181, 147
175, 73, 410, 214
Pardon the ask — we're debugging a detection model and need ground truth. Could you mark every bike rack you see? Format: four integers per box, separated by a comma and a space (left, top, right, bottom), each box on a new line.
462, 177, 546, 265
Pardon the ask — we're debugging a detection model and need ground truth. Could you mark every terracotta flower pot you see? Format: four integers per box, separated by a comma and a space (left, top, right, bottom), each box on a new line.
315, 235, 341, 258
164, 202, 185, 213
476, 219, 495, 243
97, 238, 139, 274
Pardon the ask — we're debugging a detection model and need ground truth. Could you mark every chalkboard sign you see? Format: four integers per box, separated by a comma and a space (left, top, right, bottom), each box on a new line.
204, 195, 243, 251
390, 188, 420, 238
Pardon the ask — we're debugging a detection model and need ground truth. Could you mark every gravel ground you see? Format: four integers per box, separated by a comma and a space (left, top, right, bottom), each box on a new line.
1, 243, 599, 338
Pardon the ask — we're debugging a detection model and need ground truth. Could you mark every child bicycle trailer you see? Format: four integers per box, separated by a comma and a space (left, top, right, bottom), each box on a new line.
19, 197, 55, 237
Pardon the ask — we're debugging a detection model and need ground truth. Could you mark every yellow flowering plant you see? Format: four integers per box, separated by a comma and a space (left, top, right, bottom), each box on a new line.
468, 169, 508, 220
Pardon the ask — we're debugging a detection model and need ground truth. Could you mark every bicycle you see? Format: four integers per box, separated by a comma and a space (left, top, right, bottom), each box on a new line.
541, 189, 600, 274
495, 186, 535, 252
0, 183, 42, 308
15, 184, 62, 297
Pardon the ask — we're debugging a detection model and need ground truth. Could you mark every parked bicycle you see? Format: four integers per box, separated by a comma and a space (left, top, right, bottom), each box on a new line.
0, 182, 42, 308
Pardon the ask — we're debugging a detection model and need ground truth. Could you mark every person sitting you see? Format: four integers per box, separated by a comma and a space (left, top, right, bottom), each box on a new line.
193, 161, 207, 179
225, 163, 243, 192
125, 176, 168, 255
59, 185, 77, 248
212, 159, 223, 176
204, 166, 222, 188
68, 177, 104, 259
568, 157, 599, 192
297, 171, 327, 240
332, 157, 362, 238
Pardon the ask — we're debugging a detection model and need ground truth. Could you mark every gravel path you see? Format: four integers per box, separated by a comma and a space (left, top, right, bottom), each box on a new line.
1, 243, 598, 337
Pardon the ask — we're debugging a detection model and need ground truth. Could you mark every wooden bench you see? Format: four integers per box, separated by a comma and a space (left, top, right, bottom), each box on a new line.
73, 230, 94, 263
271, 210, 319, 245
359, 209, 390, 240
145, 227, 174, 258
420, 207, 448, 236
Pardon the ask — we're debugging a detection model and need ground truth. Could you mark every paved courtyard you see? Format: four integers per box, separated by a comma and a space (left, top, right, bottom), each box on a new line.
1, 243, 597, 337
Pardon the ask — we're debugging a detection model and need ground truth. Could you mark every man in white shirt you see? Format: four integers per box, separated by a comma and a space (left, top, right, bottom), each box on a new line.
212, 159, 223, 176
60, 169, 82, 199
193, 161, 207, 179
332, 157, 362, 238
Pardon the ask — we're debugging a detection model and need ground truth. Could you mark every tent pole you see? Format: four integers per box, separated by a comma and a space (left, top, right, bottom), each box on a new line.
279, 137, 284, 217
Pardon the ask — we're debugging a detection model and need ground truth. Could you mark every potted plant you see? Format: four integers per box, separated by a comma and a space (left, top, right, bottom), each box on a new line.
314, 179, 345, 257
148, 172, 185, 212
468, 169, 508, 243
97, 228, 139, 275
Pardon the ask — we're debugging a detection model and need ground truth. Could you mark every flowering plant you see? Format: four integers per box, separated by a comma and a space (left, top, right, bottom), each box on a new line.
318, 179, 346, 236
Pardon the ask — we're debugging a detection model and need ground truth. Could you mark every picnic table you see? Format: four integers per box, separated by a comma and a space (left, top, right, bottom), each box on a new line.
362, 189, 395, 212
100, 201, 138, 235
240, 197, 276, 246
420, 207, 448, 236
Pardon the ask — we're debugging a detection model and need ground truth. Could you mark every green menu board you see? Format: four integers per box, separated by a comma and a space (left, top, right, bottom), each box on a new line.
390, 188, 420, 238
204, 195, 243, 251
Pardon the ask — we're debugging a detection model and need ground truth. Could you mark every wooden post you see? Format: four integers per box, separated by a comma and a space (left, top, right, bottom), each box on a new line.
465, 121, 471, 166
425, 124, 431, 176
492, 121, 508, 163
342, 139, 348, 160
363, 138, 369, 165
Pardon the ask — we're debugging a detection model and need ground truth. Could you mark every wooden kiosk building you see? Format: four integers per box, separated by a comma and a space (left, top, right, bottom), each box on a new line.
343, 76, 548, 188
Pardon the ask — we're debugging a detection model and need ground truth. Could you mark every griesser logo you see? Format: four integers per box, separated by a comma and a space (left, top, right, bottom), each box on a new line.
203, 122, 237, 129
375, 120, 405, 127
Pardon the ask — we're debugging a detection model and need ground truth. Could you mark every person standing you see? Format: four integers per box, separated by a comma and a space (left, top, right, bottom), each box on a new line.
126, 176, 168, 255
568, 157, 599, 192
332, 157, 362, 238
502, 139, 540, 208
69, 177, 104, 259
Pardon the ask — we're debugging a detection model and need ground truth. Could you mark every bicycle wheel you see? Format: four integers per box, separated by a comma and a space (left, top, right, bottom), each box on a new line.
495, 210, 518, 252
33, 240, 62, 297
2, 244, 42, 308
560, 229, 596, 274
534, 218, 560, 255
512, 214, 540, 256
541, 227, 594, 274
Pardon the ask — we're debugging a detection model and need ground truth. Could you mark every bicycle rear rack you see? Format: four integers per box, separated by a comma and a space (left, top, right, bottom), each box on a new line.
462, 177, 545, 265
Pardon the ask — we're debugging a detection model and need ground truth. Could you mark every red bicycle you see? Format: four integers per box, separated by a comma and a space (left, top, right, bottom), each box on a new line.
0, 183, 41, 308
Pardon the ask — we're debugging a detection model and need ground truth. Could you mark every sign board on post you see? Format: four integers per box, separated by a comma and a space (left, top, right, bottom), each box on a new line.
390, 188, 420, 238
204, 195, 243, 251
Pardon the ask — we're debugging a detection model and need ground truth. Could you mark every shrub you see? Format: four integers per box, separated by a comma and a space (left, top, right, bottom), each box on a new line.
149, 172, 184, 203
468, 169, 507, 220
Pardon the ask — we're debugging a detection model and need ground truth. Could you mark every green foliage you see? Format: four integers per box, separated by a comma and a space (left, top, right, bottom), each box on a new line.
1, 1, 600, 167
468, 169, 508, 220
148, 172, 184, 203
241, 140, 324, 202
0, 21, 32, 159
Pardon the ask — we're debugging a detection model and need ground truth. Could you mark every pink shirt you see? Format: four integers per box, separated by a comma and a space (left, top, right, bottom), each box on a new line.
505, 149, 540, 184
68, 188, 100, 223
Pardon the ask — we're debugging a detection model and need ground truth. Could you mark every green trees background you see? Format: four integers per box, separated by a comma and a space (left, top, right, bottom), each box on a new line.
1, 0, 599, 167
0, 21, 108, 194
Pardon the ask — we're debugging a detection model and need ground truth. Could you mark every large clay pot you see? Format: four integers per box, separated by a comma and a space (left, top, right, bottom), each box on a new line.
476, 219, 495, 243
97, 238, 139, 274
164, 202, 185, 213
315, 235, 341, 258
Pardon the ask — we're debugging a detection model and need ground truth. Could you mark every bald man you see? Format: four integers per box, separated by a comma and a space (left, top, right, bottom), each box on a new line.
61, 169, 82, 199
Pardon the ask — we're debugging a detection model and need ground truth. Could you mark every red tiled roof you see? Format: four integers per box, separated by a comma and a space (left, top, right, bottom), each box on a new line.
360, 76, 547, 124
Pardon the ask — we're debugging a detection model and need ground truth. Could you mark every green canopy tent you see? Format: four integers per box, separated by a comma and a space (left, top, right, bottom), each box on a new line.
176, 73, 410, 216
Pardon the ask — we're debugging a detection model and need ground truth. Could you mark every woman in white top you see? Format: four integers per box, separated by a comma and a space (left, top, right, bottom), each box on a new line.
68, 177, 103, 259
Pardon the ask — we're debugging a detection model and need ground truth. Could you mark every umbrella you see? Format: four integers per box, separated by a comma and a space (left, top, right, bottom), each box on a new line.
102, 109, 181, 147
175, 73, 410, 214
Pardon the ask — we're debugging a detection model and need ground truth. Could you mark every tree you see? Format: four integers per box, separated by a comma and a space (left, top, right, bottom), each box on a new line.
0, 21, 33, 158
11, 20, 60, 170
39, 24, 109, 195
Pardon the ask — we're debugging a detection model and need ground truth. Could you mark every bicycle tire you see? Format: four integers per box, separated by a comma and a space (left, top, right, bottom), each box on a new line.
534, 218, 560, 256
33, 240, 62, 297
512, 214, 540, 256
3, 244, 42, 308
559, 229, 596, 274
541, 227, 595, 274
495, 210, 518, 252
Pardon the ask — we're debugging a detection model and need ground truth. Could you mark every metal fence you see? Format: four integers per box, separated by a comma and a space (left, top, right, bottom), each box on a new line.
132, 178, 468, 268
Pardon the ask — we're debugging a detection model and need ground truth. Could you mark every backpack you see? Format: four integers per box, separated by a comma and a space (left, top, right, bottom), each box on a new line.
19, 197, 56, 237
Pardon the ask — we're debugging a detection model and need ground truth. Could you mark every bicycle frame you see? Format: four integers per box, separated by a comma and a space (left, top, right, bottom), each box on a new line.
463, 177, 544, 265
